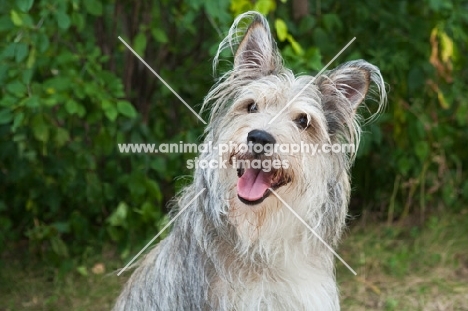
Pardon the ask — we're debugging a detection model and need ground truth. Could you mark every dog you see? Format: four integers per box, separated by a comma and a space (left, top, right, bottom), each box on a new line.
113, 11, 386, 311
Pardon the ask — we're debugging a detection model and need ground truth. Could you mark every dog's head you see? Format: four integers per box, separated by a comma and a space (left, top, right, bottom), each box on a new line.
201, 12, 386, 242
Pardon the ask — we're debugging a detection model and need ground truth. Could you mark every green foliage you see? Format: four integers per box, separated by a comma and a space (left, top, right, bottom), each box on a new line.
0, 0, 213, 262
1, 0, 467, 263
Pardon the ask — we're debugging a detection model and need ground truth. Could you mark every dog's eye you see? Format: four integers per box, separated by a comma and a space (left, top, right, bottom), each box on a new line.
247, 102, 258, 113
294, 114, 309, 129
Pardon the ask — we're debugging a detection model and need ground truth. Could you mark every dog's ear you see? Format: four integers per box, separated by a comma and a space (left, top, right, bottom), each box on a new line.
318, 61, 374, 111
317, 60, 386, 136
234, 14, 279, 75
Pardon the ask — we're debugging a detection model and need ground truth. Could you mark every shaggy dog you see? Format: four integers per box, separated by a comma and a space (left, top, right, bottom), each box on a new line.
114, 11, 386, 311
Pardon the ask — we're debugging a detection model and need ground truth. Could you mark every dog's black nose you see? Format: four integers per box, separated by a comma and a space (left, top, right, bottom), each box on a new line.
247, 130, 276, 149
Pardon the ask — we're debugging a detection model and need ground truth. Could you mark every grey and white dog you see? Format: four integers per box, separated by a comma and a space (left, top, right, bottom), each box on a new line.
113, 11, 386, 311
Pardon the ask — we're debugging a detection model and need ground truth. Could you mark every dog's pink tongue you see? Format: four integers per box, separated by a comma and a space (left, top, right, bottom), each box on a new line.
237, 168, 271, 201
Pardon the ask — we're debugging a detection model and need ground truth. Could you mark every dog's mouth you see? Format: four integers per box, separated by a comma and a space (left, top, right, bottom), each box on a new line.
236, 166, 290, 205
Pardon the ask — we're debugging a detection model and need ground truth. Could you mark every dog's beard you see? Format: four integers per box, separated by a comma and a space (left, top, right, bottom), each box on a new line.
215, 137, 320, 245
212, 124, 342, 250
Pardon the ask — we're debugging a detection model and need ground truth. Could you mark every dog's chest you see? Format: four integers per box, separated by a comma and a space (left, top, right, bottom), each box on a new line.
211, 259, 339, 311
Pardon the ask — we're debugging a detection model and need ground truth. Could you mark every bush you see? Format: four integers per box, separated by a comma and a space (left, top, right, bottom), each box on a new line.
1, 0, 467, 263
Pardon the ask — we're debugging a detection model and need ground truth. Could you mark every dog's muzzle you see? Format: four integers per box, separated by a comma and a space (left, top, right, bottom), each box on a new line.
236, 130, 290, 205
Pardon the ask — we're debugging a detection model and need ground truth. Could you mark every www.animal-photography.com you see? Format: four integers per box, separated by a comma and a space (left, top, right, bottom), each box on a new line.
1, 1, 467, 310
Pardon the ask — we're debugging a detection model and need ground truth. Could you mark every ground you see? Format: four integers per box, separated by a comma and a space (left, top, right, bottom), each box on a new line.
1, 211, 467, 311
338, 211, 468, 310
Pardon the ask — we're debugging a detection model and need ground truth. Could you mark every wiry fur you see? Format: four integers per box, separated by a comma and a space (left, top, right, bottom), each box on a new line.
113, 11, 386, 311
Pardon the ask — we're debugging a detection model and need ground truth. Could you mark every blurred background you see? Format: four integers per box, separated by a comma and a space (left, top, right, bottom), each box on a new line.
1, 0, 467, 310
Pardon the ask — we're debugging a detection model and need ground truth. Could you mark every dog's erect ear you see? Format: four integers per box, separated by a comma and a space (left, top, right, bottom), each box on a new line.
317, 60, 386, 136
234, 14, 278, 75
318, 61, 374, 111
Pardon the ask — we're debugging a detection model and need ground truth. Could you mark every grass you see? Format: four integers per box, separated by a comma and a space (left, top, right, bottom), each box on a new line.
1, 211, 467, 311
338, 211, 468, 310
0, 247, 127, 311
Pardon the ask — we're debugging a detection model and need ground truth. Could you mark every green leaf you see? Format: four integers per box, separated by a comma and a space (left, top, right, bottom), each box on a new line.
306, 47, 322, 70
12, 111, 24, 131
76, 266, 88, 276
254, 0, 276, 15
16, 0, 34, 12
76, 104, 86, 117
275, 18, 288, 42
187, 0, 204, 9
71, 11, 85, 30
56, 11, 71, 29
0, 109, 13, 125
415, 141, 429, 161
6, 81, 27, 96
286, 34, 304, 55
204, 1, 230, 24
50, 236, 69, 257
107, 202, 129, 227
65, 100, 79, 114
117, 100, 137, 118
24, 95, 39, 108
20, 13, 33, 27
15, 42, 28, 62
37, 33, 49, 52
0, 16, 14, 31
146, 179, 162, 202
0, 96, 16, 108
26, 47, 36, 68
136, 201, 159, 222
133, 33, 147, 56
83, 0, 103, 16
322, 14, 343, 32
104, 108, 117, 121
31, 114, 49, 142
22, 68, 33, 84
45, 77, 71, 92
230, 0, 252, 16
55, 128, 70, 147
428, 0, 452, 11
102, 100, 118, 121
151, 28, 168, 43
10, 10, 22, 26
2, 43, 16, 58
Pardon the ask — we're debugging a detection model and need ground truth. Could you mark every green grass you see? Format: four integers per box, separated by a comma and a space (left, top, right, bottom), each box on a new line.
0, 247, 127, 311
1, 211, 467, 311
337, 211, 468, 310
